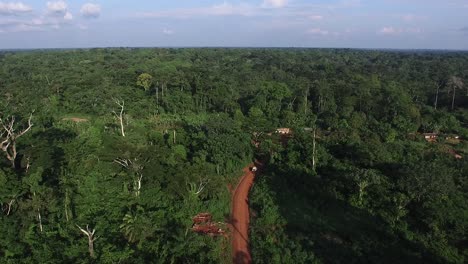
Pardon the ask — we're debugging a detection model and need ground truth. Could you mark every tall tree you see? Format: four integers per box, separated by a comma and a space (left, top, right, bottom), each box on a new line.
77, 225, 97, 258
136, 73, 153, 92
448, 76, 464, 110
0, 113, 33, 169
112, 99, 126, 137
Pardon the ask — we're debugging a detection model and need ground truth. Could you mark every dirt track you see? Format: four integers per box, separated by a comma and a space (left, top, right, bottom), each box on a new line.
231, 162, 260, 264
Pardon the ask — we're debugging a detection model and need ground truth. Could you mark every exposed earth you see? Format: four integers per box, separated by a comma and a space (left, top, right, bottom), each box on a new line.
231, 161, 262, 264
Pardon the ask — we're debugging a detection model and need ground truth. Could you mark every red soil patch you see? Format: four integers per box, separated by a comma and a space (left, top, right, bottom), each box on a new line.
231, 161, 262, 264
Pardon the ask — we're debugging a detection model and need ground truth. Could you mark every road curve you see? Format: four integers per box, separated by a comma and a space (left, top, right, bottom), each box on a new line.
231, 162, 260, 264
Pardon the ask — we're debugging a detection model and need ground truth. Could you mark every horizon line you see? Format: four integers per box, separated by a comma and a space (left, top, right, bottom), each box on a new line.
1, 46, 468, 52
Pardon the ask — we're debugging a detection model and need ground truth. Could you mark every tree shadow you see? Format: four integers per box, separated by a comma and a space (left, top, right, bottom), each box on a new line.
234, 250, 251, 264
227, 216, 249, 245
32, 127, 77, 144
253, 163, 447, 264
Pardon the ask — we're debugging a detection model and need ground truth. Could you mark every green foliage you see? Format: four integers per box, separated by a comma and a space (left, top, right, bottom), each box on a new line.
0, 48, 467, 263
136, 73, 153, 91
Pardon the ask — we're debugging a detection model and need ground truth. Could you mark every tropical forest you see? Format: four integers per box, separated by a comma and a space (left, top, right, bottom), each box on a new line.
0, 48, 467, 264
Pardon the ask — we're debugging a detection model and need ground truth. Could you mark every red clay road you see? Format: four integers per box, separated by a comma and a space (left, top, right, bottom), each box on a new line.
231, 162, 261, 264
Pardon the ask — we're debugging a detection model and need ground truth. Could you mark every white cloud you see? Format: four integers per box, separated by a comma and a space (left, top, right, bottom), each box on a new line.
262, 0, 288, 8
306, 27, 342, 37
163, 28, 174, 35
80, 3, 100, 18
307, 28, 329, 35
11, 23, 44, 32
64, 11, 72, 20
139, 2, 256, 19
0, 9, 75, 33
379, 26, 422, 35
211, 2, 254, 16
380, 26, 399, 35
47, 1, 67, 15
0, 18, 52, 33
0, 2, 32, 15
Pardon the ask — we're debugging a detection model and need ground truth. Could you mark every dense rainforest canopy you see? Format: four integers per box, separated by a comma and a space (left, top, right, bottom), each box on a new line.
0, 48, 467, 263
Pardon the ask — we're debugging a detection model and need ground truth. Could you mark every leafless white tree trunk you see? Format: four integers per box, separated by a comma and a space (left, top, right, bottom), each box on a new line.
452, 86, 456, 110
64, 189, 70, 222
434, 83, 441, 110
77, 225, 97, 258
449, 76, 464, 110
188, 178, 209, 196
44, 74, 51, 85
25, 157, 43, 232
155, 81, 160, 106
114, 158, 144, 197
35, 192, 43, 232
112, 99, 125, 137
2, 199, 15, 215
134, 173, 143, 197
25, 157, 31, 173
0, 113, 33, 169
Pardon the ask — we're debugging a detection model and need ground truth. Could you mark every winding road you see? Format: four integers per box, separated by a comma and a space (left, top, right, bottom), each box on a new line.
231, 161, 262, 264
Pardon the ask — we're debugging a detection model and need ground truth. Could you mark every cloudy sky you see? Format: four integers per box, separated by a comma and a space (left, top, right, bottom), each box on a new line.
0, 0, 467, 49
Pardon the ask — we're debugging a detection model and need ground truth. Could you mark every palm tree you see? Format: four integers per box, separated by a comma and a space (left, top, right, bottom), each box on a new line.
120, 209, 153, 243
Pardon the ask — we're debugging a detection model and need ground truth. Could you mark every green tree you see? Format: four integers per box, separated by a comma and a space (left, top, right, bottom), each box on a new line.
136, 73, 153, 91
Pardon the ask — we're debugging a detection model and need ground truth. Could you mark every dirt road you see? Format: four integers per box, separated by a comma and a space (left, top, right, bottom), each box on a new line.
231, 162, 260, 264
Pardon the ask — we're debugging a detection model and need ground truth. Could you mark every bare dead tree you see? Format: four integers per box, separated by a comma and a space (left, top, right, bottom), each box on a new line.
113, 157, 144, 197
0, 113, 33, 169
24, 157, 43, 232
25, 156, 31, 173
187, 178, 209, 196
434, 82, 442, 110
35, 193, 43, 232
77, 225, 97, 258
134, 172, 143, 197
112, 99, 125, 137
113, 158, 130, 168
155, 81, 160, 106
2, 199, 15, 216
448, 76, 464, 110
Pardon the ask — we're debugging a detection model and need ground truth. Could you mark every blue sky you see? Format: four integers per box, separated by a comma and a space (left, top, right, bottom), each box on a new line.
0, 0, 467, 49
